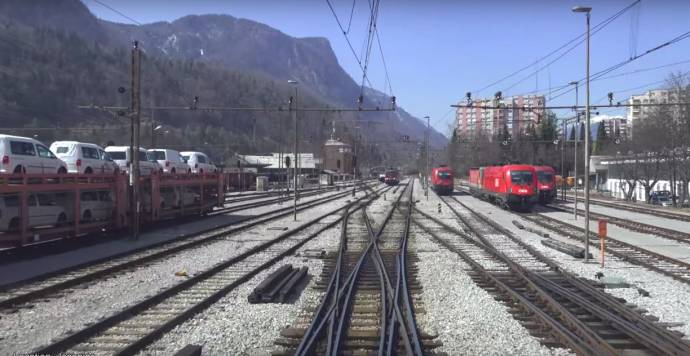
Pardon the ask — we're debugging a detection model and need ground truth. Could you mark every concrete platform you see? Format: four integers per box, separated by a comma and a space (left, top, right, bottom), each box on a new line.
455, 194, 690, 263
553, 201, 690, 234
537, 209, 690, 263
0, 212, 253, 287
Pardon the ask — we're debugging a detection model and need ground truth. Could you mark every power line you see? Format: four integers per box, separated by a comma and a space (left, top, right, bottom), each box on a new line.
502, 1, 640, 95
547, 27, 690, 102
324, 0, 374, 89
595, 59, 690, 81
472, 0, 641, 96
91, 0, 143, 26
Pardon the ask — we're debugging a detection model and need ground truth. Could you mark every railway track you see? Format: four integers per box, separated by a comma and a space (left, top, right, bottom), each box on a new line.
32, 183, 384, 355
545, 204, 690, 247
275, 181, 433, 355
409, 194, 690, 355
521, 210, 690, 286
0, 184, 386, 311
563, 195, 690, 223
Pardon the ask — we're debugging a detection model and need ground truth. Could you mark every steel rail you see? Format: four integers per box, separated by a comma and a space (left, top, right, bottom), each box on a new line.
295, 181, 409, 355
410, 215, 601, 355
562, 195, 690, 223
545, 204, 690, 246
445, 196, 690, 355
0, 184, 382, 310
35, 186, 382, 355
521, 212, 690, 285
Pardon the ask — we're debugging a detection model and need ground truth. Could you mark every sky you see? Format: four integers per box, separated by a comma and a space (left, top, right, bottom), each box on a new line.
82, 0, 690, 136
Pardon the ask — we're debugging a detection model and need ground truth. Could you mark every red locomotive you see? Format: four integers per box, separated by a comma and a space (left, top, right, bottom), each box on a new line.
430, 165, 454, 195
535, 166, 556, 204
468, 164, 538, 211
384, 169, 399, 186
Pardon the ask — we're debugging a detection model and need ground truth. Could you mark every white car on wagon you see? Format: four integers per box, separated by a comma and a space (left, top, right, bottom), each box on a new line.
0, 193, 67, 232
104, 146, 159, 176
180, 151, 217, 174
0, 134, 68, 174
50, 141, 119, 174
148, 149, 190, 175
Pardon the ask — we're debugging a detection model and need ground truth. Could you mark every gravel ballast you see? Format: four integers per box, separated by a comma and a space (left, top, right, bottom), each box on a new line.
0, 188, 376, 355
456, 193, 690, 338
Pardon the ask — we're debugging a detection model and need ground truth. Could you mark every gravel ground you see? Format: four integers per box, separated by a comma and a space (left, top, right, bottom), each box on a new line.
457, 193, 690, 338
0, 189, 370, 355
411, 180, 571, 355
141, 212, 346, 356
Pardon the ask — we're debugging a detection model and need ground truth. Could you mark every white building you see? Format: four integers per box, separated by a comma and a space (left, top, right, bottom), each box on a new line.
627, 89, 682, 136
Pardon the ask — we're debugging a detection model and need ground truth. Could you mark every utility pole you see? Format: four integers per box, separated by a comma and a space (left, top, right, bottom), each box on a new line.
352, 126, 360, 197
573, 5, 592, 262
425, 115, 430, 200
130, 41, 142, 239
561, 118, 566, 200
570, 80, 579, 220
289, 80, 299, 221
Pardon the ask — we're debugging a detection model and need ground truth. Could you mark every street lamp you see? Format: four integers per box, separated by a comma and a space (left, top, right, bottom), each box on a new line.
424, 115, 430, 200
288, 79, 299, 221
151, 124, 163, 148
572, 5, 592, 262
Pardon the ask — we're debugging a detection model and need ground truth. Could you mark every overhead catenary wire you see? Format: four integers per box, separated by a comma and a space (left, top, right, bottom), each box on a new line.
471, 0, 641, 96
546, 28, 690, 102
501, 1, 641, 95
324, 0, 375, 89
91, 0, 143, 26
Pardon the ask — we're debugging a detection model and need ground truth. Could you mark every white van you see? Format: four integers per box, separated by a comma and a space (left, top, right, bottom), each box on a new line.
0, 193, 67, 232
50, 141, 119, 174
180, 151, 217, 174
104, 146, 158, 176
79, 191, 114, 222
0, 134, 68, 174
148, 149, 190, 175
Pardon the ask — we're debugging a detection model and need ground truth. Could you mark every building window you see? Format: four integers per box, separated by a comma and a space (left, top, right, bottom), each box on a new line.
337, 159, 341, 170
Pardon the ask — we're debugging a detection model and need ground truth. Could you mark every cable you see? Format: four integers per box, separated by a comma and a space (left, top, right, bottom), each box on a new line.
324, 0, 375, 89
502, 1, 640, 95
595, 59, 690, 81
346, 0, 357, 34
472, 0, 641, 96
91, 0, 143, 26
547, 28, 690, 102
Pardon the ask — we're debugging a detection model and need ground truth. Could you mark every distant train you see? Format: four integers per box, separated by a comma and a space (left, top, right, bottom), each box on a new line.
468, 164, 538, 211
430, 165, 454, 195
384, 170, 400, 186
535, 166, 556, 204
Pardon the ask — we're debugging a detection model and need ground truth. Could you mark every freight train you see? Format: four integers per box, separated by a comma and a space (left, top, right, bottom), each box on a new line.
535, 166, 556, 204
430, 165, 454, 195
468, 164, 538, 211
0, 171, 225, 248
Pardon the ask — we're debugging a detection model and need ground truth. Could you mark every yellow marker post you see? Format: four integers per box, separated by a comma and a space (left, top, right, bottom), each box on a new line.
598, 219, 608, 268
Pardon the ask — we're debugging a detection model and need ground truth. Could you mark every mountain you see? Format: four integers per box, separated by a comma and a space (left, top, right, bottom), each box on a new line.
0, 0, 446, 166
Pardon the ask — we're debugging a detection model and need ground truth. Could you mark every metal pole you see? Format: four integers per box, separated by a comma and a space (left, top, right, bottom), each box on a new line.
130, 41, 141, 240
573, 83, 579, 220
561, 119, 566, 200
584, 11, 592, 262
425, 115, 430, 200
352, 127, 358, 197
291, 83, 298, 221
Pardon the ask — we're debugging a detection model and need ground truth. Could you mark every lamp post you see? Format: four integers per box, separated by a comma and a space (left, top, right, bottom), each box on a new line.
569, 80, 579, 220
573, 5, 592, 262
288, 79, 299, 221
353, 126, 360, 197
151, 124, 162, 148
424, 115, 430, 200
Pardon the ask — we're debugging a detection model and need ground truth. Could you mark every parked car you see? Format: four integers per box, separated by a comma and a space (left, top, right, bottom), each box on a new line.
161, 187, 200, 209
0, 193, 67, 232
0, 134, 68, 174
650, 195, 672, 207
180, 151, 217, 174
79, 190, 114, 222
104, 146, 158, 176
50, 141, 118, 174
148, 149, 190, 175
